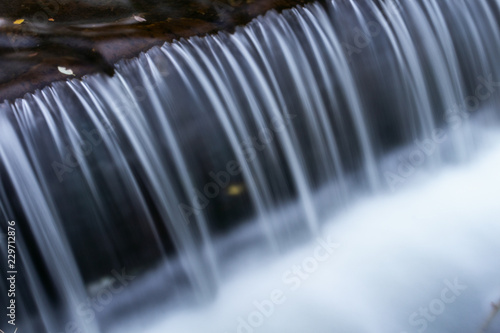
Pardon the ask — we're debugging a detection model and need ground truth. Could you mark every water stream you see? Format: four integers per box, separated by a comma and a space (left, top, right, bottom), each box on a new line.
0, 0, 499, 332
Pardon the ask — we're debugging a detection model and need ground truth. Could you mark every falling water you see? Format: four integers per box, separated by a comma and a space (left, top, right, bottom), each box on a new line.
1, 0, 499, 332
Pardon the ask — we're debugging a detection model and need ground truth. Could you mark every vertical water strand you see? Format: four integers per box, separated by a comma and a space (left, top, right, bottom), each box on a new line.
475, 0, 500, 114
207, 32, 314, 241
72, 77, 171, 265
447, 0, 500, 97
364, 1, 432, 144
323, 0, 380, 189
200, 34, 290, 245
478, 0, 500, 70
186, 37, 281, 250
111, 70, 215, 299
16, 238, 51, 332
142, 53, 220, 286
285, 7, 343, 185
374, 1, 438, 147
231, 26, 319, 237
242, 22, 318, 201
439, 0, 500, 130
419, 0, 473, 157
49, 86, 115, 240
242, 26, 292, 121
86, 74, 189, 303
258, 13, 322, 234
231, 20, 320, 236
13, 98, 103, 332
301, 3, 365, 168
36, 89, 72, 155
55, 81, 144, 275
265, 12, 333, 183
399, 0, 470, 159
0, 102, 100, 333
293, 5, 347, 195
424, 0, 465, 96
162, 43, 280, 250
0, 108, 57, 333
33, 86, 128, 274
279, 8, 340, 187
439, 1, 488, 81
346, 0, 422, 146
3, 230, 54, 333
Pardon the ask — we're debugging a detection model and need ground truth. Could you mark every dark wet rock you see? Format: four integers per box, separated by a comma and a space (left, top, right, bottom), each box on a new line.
0, 0, 318, 102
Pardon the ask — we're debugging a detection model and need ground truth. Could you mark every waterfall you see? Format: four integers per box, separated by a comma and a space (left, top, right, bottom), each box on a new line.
1, 0, 499, 332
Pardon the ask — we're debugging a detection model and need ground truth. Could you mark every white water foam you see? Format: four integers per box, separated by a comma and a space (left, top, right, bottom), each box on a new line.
126, 132, 500, 333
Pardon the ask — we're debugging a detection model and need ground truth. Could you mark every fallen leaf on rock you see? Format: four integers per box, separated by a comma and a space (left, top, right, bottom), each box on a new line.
13, 19, 24, 25
133, 15, 146, 22
48, 18, 55, 22
58, 66, 75, 76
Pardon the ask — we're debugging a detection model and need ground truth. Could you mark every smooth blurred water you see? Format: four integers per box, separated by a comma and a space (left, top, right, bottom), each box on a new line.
0, 0, 499, 332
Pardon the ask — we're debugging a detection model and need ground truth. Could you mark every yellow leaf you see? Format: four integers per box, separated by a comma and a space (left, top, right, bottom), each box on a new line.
13, 19, 24, 25
48, 18, 55, 22
227, 184, 245, 196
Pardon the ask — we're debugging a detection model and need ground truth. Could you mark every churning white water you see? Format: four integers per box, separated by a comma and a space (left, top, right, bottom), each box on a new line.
120, 130, 500, 333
